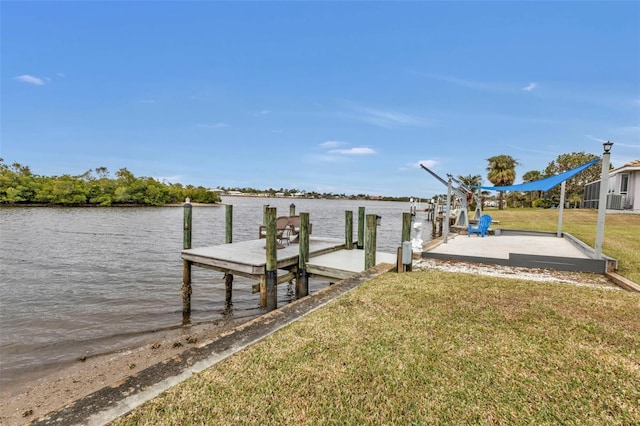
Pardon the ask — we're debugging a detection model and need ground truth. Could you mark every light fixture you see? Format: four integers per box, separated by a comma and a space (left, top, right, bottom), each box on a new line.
603, 141, 613, 153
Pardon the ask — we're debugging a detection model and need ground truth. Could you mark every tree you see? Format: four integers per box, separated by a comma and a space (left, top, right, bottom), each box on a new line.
544, 152, 601, 205
486, 155, 520, 210
522, 169, 543, 206
457, 174, 483, 209
0, 161, 37, 203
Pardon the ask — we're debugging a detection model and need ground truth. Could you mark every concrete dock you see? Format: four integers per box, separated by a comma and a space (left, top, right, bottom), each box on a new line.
423, 230, 613, 273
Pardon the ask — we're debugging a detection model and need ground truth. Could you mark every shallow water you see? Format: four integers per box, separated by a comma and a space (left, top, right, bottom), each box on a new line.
0, 196, 430, 388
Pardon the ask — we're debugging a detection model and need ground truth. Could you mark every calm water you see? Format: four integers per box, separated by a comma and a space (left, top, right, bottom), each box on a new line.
0, 196, 429, 389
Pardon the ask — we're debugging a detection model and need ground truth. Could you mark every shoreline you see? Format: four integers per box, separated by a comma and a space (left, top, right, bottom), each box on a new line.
1, 260, 619, 425
0, 202, 222, 208
0, 316, 252, 425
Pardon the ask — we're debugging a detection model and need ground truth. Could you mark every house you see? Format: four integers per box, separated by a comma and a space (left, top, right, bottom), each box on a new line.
610, 159, 640, 211
583, 159, 640, 211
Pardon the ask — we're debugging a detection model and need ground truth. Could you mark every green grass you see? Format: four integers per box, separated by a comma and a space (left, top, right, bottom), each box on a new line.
113, 271, 640, 425
486, 208, 640, 283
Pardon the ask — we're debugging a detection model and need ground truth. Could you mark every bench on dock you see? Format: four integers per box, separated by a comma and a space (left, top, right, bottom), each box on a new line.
258, 215, 312, 244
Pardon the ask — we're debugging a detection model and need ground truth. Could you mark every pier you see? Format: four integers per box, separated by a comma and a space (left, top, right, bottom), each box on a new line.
180, 202, 405, 314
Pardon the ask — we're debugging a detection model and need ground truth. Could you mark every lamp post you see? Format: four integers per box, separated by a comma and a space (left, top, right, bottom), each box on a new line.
594, 141, 613, 258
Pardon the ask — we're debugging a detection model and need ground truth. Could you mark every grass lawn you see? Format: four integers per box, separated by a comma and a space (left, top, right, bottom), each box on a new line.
486, 208, 640, 284
113, 271, 640, 425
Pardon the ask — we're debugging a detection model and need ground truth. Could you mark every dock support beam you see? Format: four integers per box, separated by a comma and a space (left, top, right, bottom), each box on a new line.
182, 199, 192, 314
364, 214, 378, 269
357, 207, 365, 249
345, 210, 353, 250
296, 212, 310, 299
264, 207, 278, 311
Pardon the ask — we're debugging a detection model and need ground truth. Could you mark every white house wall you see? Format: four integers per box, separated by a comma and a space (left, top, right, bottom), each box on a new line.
628, 171, 639, 211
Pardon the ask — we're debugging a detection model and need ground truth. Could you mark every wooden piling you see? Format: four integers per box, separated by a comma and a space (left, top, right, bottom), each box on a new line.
345, 210, 353, 250
182, 199, 192, 314
364, 214, 378, 269
183, 200, 192, 250
289, 203, 296, 216
402, 212, 413, 272
357, 206, 365, 249
224, 273, 233, 306
225, 204, 233, 244
296, 212, 310, 299
223, 204, 234, 305
264, 207, 277, 311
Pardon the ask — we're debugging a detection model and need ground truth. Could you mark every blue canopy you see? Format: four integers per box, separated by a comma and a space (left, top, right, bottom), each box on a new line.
473, 158, 601, 192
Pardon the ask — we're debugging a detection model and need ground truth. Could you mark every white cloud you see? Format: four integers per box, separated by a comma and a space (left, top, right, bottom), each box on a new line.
197, 122, 228, 129
14, 74, 45, 85
329, 147, 376, 155
416, 159, 439, 169
254, 109, 270, 116
57, 72, 66, 78
318, 140, 345, 149
522, 82, 538, 92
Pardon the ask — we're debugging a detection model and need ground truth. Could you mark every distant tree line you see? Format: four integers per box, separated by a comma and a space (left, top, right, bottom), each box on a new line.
0, 159, 220, 206
2, 151, 603, 208
219, 186, 415, 202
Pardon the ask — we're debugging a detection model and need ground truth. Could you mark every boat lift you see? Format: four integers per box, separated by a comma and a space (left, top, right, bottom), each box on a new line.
420, 164, 483, 240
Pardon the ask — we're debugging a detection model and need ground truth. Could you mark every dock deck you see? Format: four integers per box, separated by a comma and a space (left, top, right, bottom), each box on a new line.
182, 236, 398, 305
182, 237, 347, 279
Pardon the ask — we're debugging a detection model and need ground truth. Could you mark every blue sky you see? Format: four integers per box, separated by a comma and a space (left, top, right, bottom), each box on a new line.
2, 1, 639, 197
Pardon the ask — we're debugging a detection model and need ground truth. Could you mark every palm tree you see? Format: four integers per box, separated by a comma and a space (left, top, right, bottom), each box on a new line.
486, 155, 520, 210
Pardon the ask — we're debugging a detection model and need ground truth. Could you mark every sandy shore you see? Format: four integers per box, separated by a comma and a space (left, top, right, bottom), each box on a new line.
0, 260, 619, 426
0, 316, 253, 426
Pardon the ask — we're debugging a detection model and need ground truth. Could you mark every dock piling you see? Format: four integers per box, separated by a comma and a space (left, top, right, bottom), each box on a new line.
224, 204, 234, 305
264, 207, 278, 311
402, 212, 413, 272
224, 273, 233, 308
296, 212, 310, 298
225, 204, 233, 244
182, 199, 193, 314
345, 210, 353, 250
357, 207, 365, 249
364, 214, 378, 269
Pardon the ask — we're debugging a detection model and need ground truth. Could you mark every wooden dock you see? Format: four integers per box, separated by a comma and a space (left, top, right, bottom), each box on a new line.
182, 237, 344, 281
179, 202, 411, 314
181, 237, 397, 308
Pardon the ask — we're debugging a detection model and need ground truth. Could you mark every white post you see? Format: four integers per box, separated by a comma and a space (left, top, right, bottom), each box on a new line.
557, 180, 566, 237
595, 142, 613, 258
443, 177, 452, 243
